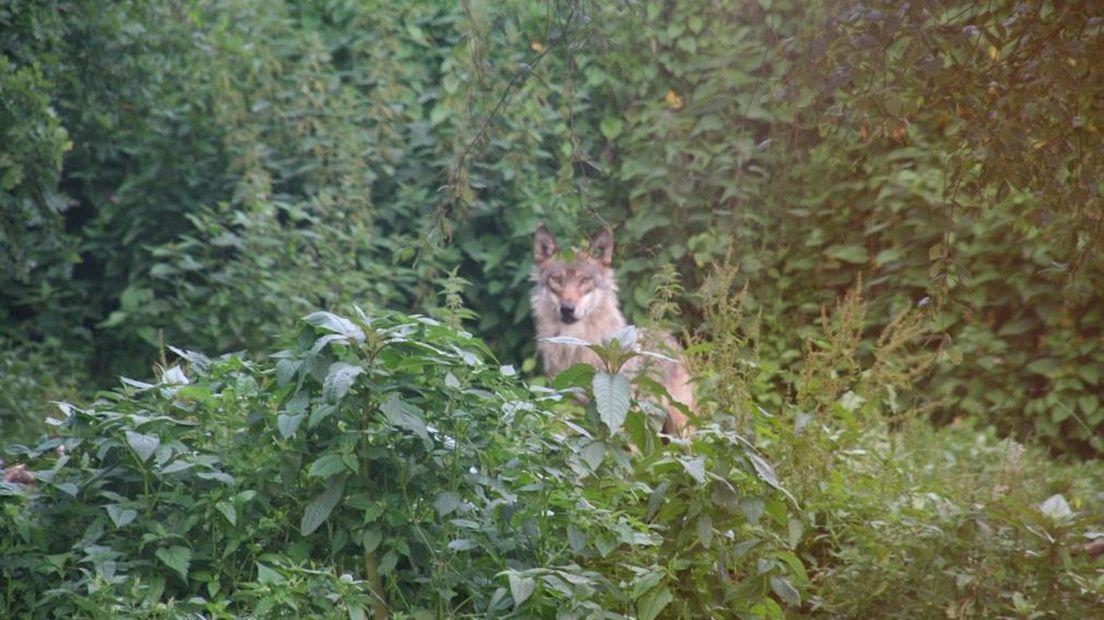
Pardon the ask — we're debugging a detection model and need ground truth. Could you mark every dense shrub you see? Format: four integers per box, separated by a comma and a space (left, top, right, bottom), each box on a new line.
1, 309, 801, 618
2, 0, 1102, 453
694, 274, 1104, 617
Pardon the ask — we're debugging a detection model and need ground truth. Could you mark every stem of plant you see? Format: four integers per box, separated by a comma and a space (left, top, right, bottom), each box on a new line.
364, 550, 387, 619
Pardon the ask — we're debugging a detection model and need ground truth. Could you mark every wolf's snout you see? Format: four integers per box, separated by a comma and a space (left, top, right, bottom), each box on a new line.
559, 302, 577, 323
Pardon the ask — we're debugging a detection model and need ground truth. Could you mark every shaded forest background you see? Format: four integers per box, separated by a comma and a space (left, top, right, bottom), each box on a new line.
2, 1, 1103, 617
4, 0, 1103, 452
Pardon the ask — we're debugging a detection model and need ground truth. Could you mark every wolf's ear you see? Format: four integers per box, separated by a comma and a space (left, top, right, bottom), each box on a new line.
589, 227, 614, 266
534, 224, 559, 267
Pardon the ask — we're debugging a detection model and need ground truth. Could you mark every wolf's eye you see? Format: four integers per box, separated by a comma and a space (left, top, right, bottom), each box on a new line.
548, 275, 563, 288
580, 276, 594, 286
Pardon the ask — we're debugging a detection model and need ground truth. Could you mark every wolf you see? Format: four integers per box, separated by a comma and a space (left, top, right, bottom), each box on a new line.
530, 224, 693, 436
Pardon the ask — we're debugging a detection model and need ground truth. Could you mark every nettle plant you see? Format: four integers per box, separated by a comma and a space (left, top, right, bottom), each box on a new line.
544, 326, 808, 618
1, 310, 803, 618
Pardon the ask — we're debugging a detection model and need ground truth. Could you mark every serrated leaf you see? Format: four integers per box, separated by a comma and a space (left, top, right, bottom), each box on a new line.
541, 335, 591, 347
215, 501, 237, 526
740, 496, 765, 525
824, 244, 868, 264
256, 562, 284, 584
155, 546, 191, 581
159, 460, 193, 474
604, 325, 638, 349
308, 453, 348, 478
323, 362, 362, 404
509, 574, 536, 608
600, 116, 624, 140
301, 475, 346, 536
106, 504, 137, 528
567, 525, 586, 553
680, 456, 706, 483
748, 452, 786, 496
309, 403, 337, 429
551, 362, 596, 389
637, 585, 673, 620
631, 571, 664, 600
448, 538, 477, 551
275, 359, 300, 386
277, 413, 304, 439
770, 575, 801, 606
361, 529, 383, 553
697, 515, 713, 548
125, 431, 160, 462
580, 441, 606, 471
1040, 494, 1072, 522
303, 311, 365, 342
380, 394, 428, 440
196, 471, 235, 485
593, 372, 631, 434
433, 491, 461, 517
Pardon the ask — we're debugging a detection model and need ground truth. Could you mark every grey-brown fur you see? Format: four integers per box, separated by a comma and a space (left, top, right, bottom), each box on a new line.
530, 225, 693, 435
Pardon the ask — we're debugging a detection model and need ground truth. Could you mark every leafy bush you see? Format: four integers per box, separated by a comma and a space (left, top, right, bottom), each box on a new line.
1, 309, 802, 618
3, 0, 1102, 453
695, 268, 1104, 617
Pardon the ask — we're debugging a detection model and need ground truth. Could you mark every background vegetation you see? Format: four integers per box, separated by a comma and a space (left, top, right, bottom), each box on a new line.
3, 0, 1102, 617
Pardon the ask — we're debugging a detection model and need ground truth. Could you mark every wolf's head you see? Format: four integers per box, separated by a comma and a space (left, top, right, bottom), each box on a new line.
531, 224, 618, 325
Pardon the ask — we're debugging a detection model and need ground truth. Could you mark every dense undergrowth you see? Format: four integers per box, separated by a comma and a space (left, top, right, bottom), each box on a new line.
3, 0, 1104, 616
3, 301, 1102, 617
3, 0, 1104, 454
2, 309, 804, 618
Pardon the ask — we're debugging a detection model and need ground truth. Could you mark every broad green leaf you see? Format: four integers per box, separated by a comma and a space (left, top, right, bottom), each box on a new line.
155, 546, 191, 581
277, 413, 304, 439
125, 431, 160, 462
309, 403, 337, 429
361, 529, 383, 553
824, 244, 868, 264
567, 525, 586, 553
447, 539, 477, 551
106, 504, 137, 528
748, 452, 793, 502
304, 311, 365, 342
215, 501, 237, 526
631, 571, 664, 600
680, 455, 706, 483
551, 362, 596, 389
275, 359, 300, 386
508, 574, 536, 608
740, 496, 765, 525
600, 116, 624, 140
256, 562, 284, 584
380, 394, 429, 440
301, 475, 347, 536
593, 372, 631, 434
323, 362, 362, 404
308, 453, 348, 478
580, 441, 606, 471
433, 491, 461, 517
1025, 358, 1060, 377
697, 514, 713, 548
637, 585, 673, 620
769, 575, 801, 606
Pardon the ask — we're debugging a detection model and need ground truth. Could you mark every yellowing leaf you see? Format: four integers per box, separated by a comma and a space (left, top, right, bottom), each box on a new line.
665, 89, 684, 110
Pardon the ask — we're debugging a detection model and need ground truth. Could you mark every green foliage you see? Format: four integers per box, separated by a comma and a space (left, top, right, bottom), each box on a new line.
3, 0, 1102, 452
2, 0, 1104, 612
1, 309, 801, 617
696, 269, 1104, 617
